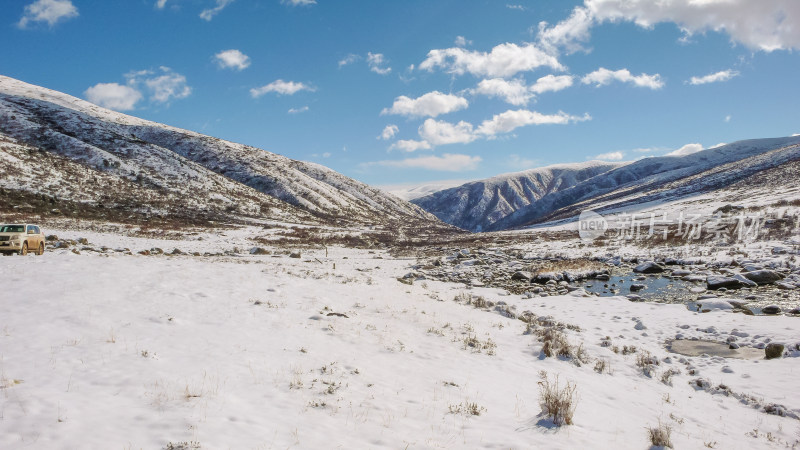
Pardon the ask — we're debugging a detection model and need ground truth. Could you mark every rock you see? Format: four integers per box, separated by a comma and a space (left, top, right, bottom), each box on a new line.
765, 343, 785, 359
772, 246, 789, 255
742, 269, 783, 285
289, 252, 301, 259
634, 261, 665, 273
171, 248, 183, 255
697, 294, 718, 300
671, 269, 692, 277
729, 343, 740, 349
776, 282, 796, 290
742, 264, 764, 273
511, 271, 532, 281
761, 305, 782, 315
249, 247, 270, 255
732, 274, 758, 288
683, 274, 707, 282
45, 234, 59, 241
629, 284, 646, 292
594, 273, 610, 281
788, 308, 800, 315
626, 294, 643, 302
535, 272, 563, 284
706, 275, 745, 290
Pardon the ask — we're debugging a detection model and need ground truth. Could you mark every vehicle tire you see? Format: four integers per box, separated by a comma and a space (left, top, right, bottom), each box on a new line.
19, 242, 28, 256
37, 243, 45, 255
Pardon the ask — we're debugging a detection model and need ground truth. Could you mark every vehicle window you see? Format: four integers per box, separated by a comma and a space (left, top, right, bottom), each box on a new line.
0, 225, 24, 233
27, 226, 35, 234
34, 226, 40, 234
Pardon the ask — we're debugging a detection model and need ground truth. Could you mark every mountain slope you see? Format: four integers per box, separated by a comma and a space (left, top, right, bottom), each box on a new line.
492, 137, 800, 230
0, 75, 437, 228
411, 161, 624, 231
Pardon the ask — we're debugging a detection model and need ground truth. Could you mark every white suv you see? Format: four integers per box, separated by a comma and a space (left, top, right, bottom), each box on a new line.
0, 224, 46, 256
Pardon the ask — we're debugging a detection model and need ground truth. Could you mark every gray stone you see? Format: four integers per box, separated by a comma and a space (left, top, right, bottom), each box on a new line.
765, 343, 785, 359
511, 271, 532, 281
743, 269, 783, 285
761, 305, 781, 315
706, 275, 745, 290
629, 284, 646, 292
634, 261, 666, 274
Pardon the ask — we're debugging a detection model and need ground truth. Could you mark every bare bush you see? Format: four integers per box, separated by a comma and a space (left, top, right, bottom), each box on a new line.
648, 421, 673, 448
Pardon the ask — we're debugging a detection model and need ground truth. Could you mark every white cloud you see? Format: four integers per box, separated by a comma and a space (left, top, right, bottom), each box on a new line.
724, 115, 731, 122
531, 74, 574, 94
419, 119, 477, 146
471, 78, 533, 106
155, 0, 168, 9
288, 106, 309, 114
586, 0, 800, 52
371, 153, 482, 172
367, 52, 391, 75
471, 75, 573, 106
250, 80, 315, 97
143, 71, 192, 103
18, 0, 78, 28
84, 83, 142, 111
689, 69, 739, 85
419, 42, 563, 78
389, 139, 432, 152
338, 54, 360, 67
455, 36, 472, 47
506, 4, 525, 11
476, 109, 590, 136
379, 124, 399, 140
381, 91, 468, 118
594, 151, 624, 161
582, 67, 664, 89
282, 0, 316, 6
666, 143, 704, 156
121, 67, 192, 105
214, 49, 251, 71
200, 0, 234, 21
537, 6, 593, 54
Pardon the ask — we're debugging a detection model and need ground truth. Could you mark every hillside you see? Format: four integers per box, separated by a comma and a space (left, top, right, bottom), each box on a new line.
0, 75, 439, 229
411, 161, 624, 232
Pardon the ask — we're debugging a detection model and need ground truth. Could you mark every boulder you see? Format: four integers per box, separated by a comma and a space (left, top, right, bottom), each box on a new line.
634, 262, 665, 274
732, 274, 757, 288
765, 343, 785, 359
761, 305, 782, 315
511, 271, 532, 281
706, 276, 745, 290
629, 284, 646, 292
742, 269, 783, 285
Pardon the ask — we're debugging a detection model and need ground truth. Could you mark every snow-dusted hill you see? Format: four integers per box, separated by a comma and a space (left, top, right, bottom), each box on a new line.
413, 137, 800, 232
411, 161, 625, 232
0, 75, 437, 228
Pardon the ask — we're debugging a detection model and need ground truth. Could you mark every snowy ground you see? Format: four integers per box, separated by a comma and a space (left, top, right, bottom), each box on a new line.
2, 228, 799, 449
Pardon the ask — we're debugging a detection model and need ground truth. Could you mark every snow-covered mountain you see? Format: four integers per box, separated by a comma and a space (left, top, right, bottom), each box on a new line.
0, 75, 437, 228
411, 161, 625, 231
413, 137, 800, 232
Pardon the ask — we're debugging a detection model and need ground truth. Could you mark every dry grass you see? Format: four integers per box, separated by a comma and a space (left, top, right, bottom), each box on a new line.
648, 421, 673, 448
538, 374, 577, 426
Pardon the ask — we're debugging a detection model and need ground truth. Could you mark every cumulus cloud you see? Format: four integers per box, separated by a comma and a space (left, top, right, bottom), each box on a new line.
288, 106, 309, 114
86, 67, 191, 110
470, 75, 574, 105
18, 0, 78, 28
214, 49, 251, 71
419, 119, 477, 146
379, 124, 399, 140
143, 71, 192, 103
471, 78, 533, 106
84, 83, 142, 111
367, 52, 391, 75
389, 139, 432, 152
582, 67, 664, 89
476, 109, 590, 136
250, 80, 315, 97
540, 0, 800, 53
282, 0, 316, 5
371, 153, 482, 172
666, 143, 704, 156
155, 0, 168, 9
381, 91, 469, 118
419, 42, 563, 78
200, 0, 234, 21
537, 6, 593, 54
689, 69, 739, 85
594, 151, 625, 161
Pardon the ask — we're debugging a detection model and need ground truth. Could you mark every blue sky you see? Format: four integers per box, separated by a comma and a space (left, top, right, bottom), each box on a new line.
2, 0, 799, 186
